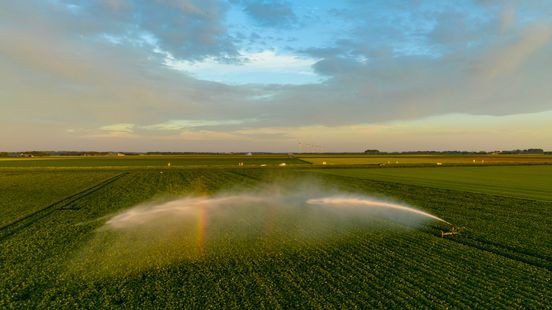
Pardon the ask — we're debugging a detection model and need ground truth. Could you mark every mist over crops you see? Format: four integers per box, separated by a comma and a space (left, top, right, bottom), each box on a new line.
70, 181, 445, 276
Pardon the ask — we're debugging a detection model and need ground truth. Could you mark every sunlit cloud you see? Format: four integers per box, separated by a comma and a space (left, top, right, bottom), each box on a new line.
165, 50, 324, 85
99, 123, 135, 133
143, 119, 253, 131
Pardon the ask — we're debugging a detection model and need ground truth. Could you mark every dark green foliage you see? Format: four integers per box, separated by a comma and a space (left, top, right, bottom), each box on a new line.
0, 167, 550, 308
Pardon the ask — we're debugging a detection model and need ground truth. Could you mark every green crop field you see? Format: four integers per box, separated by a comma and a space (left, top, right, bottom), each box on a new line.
0, 155, 308, 169
1, 156, 550, 307
0, 171, 120, 227
311, 165, 552, 201
5, 1, 552, 308
298, 154, 552, 166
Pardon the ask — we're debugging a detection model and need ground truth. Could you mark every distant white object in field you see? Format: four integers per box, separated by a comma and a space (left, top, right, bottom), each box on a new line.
279, 163, 286, 166
436, 162, 443, 166
260, 164, 267, 167
473, 159, 476, 163
167, 162, 171, 167
246, 152, 252, 156
238, 162, 244, 166
322, 161, 327, 165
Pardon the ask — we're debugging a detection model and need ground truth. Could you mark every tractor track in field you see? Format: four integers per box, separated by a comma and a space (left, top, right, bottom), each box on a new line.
442, 234, 551, 271
0, 172, 128, 241
423, 224, 550, 270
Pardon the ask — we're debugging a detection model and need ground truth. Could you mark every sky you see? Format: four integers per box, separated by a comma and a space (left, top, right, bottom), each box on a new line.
1, 0, 552, 152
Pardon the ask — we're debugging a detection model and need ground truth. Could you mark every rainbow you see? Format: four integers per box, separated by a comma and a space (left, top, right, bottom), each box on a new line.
306, 197, 449, 224
195, 206, 207, 256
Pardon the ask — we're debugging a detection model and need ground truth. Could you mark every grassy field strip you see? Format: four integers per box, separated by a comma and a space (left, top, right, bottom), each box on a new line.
0, 155, 299, 161
299, 156, 552, 165
298, 154, 552, 158
0, 165, 315, 174
302, 157, 552, 164
0, 156, 306, 168
0, 173, 128, 240
310, 166, 552, 201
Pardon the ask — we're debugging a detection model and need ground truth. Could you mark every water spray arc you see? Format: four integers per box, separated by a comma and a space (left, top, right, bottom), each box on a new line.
307, 197, 451, 224
76, 186, 457, 275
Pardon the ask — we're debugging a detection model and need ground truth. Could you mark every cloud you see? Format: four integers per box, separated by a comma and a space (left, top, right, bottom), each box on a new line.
476, 23, 552, 79
166, 50, 322, 84
428, 9, 489, 46
143, 119, 251, 130
311, 57, 363, 76
136, 0, 239, 61
241, 0, 297, 27
32, 0, 239, 61
100, 123, 135, 133
1, 1, 552, 151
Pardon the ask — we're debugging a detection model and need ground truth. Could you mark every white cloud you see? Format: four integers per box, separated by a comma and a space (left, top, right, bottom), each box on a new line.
165, 50, 324, 85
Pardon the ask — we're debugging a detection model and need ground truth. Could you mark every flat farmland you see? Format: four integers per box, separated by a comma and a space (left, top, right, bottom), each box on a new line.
4, 2, 552, 308
0, 171, 120, 227
299, 154, 552, 166
0, 158, 550, 307
310, 165, 552, 201
0, 155, 308, 168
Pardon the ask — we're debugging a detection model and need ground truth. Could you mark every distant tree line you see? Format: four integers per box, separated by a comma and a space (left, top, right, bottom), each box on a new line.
0, 149, 548, 157
497, 148, 544, 154
143, 152, 268, 155
364, 148, 546, 155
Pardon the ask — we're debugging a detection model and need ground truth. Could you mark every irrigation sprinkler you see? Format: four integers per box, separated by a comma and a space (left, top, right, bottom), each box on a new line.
440, 225, 464, 238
